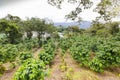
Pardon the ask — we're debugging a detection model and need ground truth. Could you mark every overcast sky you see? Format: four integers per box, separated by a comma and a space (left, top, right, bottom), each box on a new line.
0, 0, 118, 22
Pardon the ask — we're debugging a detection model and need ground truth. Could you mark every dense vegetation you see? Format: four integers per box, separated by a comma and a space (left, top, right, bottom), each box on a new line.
58, 35, 120, 72
0, 14, 120, 80
14, 59, 46, 80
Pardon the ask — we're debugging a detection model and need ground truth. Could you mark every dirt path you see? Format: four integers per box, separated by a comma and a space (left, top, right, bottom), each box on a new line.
33, 48, 41, 59
46, 51, 120, 80
65, 53, 120, 80
0, 66, 18, 80
1, 49, 119, 80
0, 48, 41, 80
45, 50, 65, 80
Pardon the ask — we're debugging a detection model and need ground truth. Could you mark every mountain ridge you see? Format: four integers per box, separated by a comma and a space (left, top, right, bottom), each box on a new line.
54, 21, 91, 29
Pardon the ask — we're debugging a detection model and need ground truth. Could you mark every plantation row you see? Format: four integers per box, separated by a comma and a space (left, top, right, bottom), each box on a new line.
0, 38, 57, 80
59, 35, 120, 72
0, 34, 120, 80
0, 39, 39, 75
14, 39, 56, 80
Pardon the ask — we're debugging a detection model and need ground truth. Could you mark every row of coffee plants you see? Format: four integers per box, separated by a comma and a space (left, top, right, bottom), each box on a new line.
0, 38, 38, 76
39, 39, 56, 65
14, 58, 46, 80
14, 39, 56, 80
59, 35, 120, 72
58, 38, 72, 53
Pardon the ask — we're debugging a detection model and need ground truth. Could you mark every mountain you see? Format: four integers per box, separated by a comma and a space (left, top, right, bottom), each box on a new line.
54, 21, 91, 29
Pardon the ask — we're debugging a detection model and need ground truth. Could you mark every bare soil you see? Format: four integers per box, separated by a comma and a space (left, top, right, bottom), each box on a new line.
45, 49, 65, 80
0, 49, 120, 80
33, 48, 41, 59
46, 51, 120, 80
0, 66, 18, 80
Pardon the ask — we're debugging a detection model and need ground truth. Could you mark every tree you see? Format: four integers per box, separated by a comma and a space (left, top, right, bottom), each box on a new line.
28, 17, 49, 47
0, 20, 22, 44
57, 25, 66, 32
46, 24, 57, 34
21, 18, 35, 40
48, 0, 93, 22
94, 0, 120, 22
0, 14, 23, 44
31, 18, 46, 42
87, 21, 120, 36
67, 26, 80, 32
4, 14, 21, 23
87, 21, 107, 36
107, 22, 119, 35
48, 0, 120, 22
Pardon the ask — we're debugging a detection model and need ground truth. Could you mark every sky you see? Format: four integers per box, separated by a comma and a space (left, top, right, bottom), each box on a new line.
0, 0, 119, 22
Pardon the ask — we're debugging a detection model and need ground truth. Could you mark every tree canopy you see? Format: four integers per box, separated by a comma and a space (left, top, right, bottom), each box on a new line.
48, 0, 120, 22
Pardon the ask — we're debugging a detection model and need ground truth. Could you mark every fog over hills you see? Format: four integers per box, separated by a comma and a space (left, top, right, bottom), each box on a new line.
54, 21, 91, 29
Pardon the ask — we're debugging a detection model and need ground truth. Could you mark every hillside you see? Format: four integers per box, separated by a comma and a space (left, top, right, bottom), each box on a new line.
54, 21, 91, 29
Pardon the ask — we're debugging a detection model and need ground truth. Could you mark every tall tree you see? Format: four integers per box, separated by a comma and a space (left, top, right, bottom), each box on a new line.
21, 18, 35, 40
48, 0, 93, 22
4, 14, 21, 23
108, 22, 119, 35
0, 20, 22, 44
67, 26, 80, 33
48, 0, 120, 22
94, 0, 120, 22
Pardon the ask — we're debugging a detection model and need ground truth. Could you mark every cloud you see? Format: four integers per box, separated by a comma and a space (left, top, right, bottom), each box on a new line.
0, 0, 101, 22
0, 0, 27, 7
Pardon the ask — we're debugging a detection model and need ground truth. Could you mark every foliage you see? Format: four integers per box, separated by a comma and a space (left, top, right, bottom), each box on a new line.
39, 50, 54, 65
48, 0, 93, 21
58, 35, 120, 72
39, 41, 56, 65
19, 51, 33, 64
89, 58, 104, 72
94, 0, 120, 22
22, 38, 38, 50
14, 58, 46, 80
21, 18, 34, 40
114, 31, 120, 41
0, 14, 57, 45
48, 0, 120, 22
0, 44, 18, 63
108, 22, 119, 35
59, 38, 72, 53
0, 39, 38, 69
0, 20, 22, 44
0, 62, 5, 76
67, 26, 80, 33
88, 21, 120, 37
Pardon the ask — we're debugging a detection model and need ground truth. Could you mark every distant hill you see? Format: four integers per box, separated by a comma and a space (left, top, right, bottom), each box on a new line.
54, 21, 91, 29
